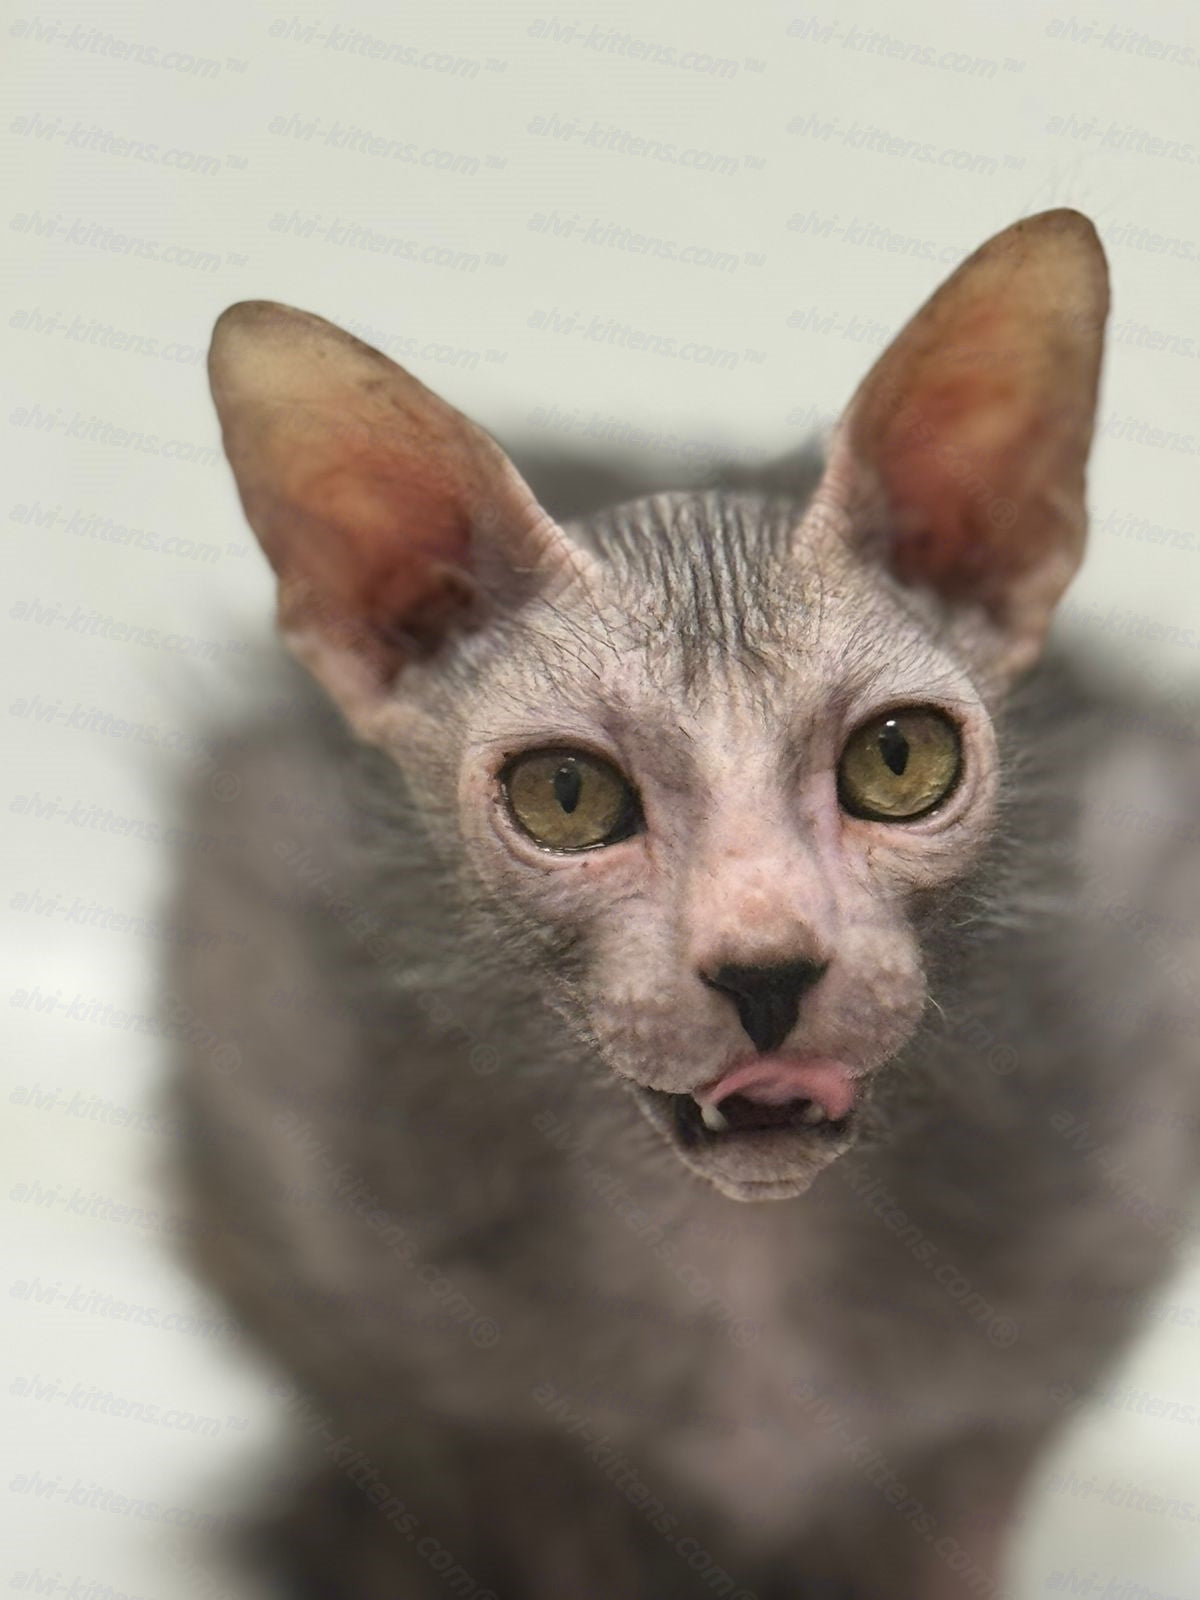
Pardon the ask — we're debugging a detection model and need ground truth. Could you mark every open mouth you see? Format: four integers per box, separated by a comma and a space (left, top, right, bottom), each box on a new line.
631, 1054, 863, 1199
671, 1089, 853, 1144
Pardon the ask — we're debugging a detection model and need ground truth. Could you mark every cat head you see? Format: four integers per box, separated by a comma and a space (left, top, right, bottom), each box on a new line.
208, 210, 1108, 1201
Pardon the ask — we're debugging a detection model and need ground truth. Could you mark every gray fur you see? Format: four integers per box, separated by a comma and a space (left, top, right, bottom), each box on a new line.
166, 441, 1200, 1597
169, 219, 1200, 1594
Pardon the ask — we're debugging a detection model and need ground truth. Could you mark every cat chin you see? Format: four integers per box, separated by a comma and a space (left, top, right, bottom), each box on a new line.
630, 1083, 859, 1202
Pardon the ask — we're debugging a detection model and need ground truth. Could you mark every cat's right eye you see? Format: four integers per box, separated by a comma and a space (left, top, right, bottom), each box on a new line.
500, 749, 642, 852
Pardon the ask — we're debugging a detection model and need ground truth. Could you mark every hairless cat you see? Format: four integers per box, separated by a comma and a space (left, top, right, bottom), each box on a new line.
169, 210, 1200, 1598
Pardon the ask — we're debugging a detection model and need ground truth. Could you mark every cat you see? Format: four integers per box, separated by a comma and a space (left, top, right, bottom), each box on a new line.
167, 209, 1200, 1599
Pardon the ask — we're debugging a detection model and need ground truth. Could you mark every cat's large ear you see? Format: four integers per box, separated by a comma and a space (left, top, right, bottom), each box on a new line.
814, 209, 1109, 680
208, 302, 598, 740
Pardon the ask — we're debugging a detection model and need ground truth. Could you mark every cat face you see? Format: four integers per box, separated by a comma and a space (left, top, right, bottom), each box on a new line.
207, 209, 1108, 1202
443, 492, 1000, 1197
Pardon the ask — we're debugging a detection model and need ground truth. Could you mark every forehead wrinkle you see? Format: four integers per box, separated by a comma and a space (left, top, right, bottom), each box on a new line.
583, 489, 808, 689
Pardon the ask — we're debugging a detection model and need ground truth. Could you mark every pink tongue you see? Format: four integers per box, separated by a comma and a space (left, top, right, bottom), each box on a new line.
699, 1057, 857, 1123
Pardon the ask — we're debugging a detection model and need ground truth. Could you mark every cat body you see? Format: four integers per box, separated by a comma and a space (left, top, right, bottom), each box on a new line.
169, 212, 1200, 1597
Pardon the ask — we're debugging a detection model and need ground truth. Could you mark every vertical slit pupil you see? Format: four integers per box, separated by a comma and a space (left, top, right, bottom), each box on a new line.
553, 762, 583, 814
879, 721, 909, 776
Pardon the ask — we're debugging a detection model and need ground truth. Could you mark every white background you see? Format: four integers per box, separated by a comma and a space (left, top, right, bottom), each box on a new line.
3, 1, 1200, 1595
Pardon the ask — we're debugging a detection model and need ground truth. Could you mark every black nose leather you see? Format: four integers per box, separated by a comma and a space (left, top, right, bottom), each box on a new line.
701, 960, 828, 1054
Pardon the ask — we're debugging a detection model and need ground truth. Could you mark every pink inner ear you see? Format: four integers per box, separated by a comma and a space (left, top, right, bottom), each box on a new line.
874, 387, 1040, 604
832, 211, 1107, 646
211, 299, 587, 726
257, 423, 483, 678
311, 464, 472, 631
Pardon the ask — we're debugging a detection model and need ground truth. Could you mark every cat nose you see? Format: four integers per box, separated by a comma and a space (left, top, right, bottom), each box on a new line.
699, 959, 829, 1054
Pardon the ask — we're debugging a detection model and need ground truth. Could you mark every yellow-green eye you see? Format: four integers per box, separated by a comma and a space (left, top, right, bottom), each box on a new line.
838, 708, 962, 822
502, 749, 640, 851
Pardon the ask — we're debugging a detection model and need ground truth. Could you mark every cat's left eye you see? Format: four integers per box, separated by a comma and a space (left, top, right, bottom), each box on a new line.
501, 749, 641, 852
837, 707, 962, 823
